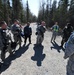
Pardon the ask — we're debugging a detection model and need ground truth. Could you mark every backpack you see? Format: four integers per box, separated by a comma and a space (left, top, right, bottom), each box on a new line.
39, 26, 46, 33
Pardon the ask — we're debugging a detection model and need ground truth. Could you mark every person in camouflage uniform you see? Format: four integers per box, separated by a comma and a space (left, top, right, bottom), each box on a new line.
36, 21, 46, 45
0, 21, 13, 63
64, 31, 74, 75
11, 20, 22, 48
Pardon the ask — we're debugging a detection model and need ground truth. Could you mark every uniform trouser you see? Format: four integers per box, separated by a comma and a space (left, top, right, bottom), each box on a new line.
1, 46, 7, 62
24, 35, 31, 44
1, 44, 13, 62
51, 31, 57, 42
61, 38, 68, 47
7, 43, 13, 55
36, 35, 44, 44
14, 35, 21, 47
61, 39, 65, 47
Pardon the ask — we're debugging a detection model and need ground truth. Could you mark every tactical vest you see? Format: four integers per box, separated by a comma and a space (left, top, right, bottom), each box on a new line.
0, 29, 10, 46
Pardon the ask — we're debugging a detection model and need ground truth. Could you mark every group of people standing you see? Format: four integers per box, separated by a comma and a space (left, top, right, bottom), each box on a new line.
0, 19, 74, 75
0, 20, 46, 67
0, 20, 32, 66
51, 22, 73, 48
50, 22, 74, 75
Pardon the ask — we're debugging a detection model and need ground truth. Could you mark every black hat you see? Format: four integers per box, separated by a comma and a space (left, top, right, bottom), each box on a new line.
0, 21, 6, 27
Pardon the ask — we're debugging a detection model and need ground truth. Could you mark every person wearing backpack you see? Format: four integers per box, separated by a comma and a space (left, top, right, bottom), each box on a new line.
51, 22, 59, 43
24, 22, 32, 45
36, 21, 46, 45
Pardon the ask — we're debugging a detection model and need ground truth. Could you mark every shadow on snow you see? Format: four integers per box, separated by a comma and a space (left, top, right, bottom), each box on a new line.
0, 43, 30, 74
31, 44, 46, 67
51, 41, 65, 53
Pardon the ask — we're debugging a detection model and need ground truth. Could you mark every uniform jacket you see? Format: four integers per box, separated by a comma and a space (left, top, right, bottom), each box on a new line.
0, 28, 12, 49
24, 25, 32, 37
11, 24, 21, 35
36, 25, 46, 35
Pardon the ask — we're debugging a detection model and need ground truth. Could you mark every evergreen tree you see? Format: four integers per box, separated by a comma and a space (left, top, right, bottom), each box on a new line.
0, 0, 3, 21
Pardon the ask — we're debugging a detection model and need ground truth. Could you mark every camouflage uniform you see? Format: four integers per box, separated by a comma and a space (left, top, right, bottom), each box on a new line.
36, 25, 46, 45
11, 24, 22, 47
0, 28, 13, 62
64, 32, 74, 75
